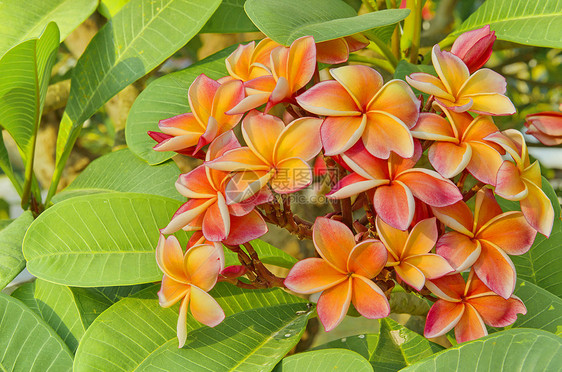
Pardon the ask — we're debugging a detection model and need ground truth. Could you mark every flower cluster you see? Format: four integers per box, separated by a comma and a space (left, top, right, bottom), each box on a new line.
150, 28, 555, 347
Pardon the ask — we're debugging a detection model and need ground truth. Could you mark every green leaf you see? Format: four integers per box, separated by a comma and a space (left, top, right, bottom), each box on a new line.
313, 334, 380, 361
245, 0, 409, 45
400, 329, 562, 371
12, 280, 151, 352
23, 193, 187, 287
273, 349, 373, 372
52, 149, 182, 203
0, 219, 14, 231
0, 132, 22, 195
202, 0, 259, 33
98, 0, 132, 18
0, 22, 59, 157
491, 279, 562, 336
240, 239, 297, 269
54, 0, 222, 192
0, 293, 73, 371
0, 0, 97, 58
499, 178, 562, 298
74, 283, 307, 371
393, 60, 436, 100
126, 44, 235, 165
0, 211, 34, 289
447, 0, 562, 49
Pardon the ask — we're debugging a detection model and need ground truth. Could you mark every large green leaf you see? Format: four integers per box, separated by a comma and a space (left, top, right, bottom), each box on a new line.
98, 0, 132, 18
0, 293, 73, 371
313, 334, 380, 360
239, 239, 297, 269
401, 329, 562, 371
52, 149, 182, 203
126, 44, 235, 165
0, 0, 97, 58
447, 0, 562, 49
12, 280, 150, 353
23, 193, 186, 287
0, 22, 59, 157
490, 279, 562, 336
202, 0, 258, 33
74, 283, 307, 371
54, 0, 222, 194
0, 132, 21, 195
273, 349, 373, 372
244, 0, 409, 45
0, 211, 34, 289
499, 177, 562, 298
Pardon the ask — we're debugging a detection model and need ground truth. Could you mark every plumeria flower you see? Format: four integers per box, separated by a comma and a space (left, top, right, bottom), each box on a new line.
149, 74, 245, 155
524, 110, 562, 146
315, 34, 369, 64
205, 111, 323, 203
406, 45, 515, 115
228, 36, 316, 113
450, 25, 496, 73
156, 234, 225, 348
329, 141, 462, 230
224, 38, 281, 82
432, 188, 536, 299
376, 217, 453, 290
297, 65, 420, 158
411, 102, 503, 184
424, 271, 526, 343
285, 217, 390, 331
486, 129, 555, 236
161, 131, 268, 244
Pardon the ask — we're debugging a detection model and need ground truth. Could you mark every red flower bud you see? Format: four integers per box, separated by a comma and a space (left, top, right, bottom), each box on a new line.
525, 111, 562, 146
220, 265, 248, 279
451, 25, 496, 73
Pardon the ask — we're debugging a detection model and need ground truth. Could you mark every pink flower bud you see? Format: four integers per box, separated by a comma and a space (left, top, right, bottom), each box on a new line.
220, 265, 248, 279
451, 25, 496, 73
525, 111, 562, 146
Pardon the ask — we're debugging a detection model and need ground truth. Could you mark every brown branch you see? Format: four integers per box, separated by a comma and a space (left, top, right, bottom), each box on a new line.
463, 182, 485, 202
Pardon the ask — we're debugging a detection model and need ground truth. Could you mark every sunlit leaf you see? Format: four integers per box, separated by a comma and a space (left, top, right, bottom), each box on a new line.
0, 211, 33, 289
273, 349, 373, 372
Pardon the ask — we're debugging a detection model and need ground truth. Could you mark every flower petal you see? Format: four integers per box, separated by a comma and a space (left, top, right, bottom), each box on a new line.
373, 181, 416, 231
431, 201, 474, 235
432, 45, 469, 96
375, 216, 409, 260
473, 241, 516, 299
494, 161, 528, 200
410, 113, 457, 141
464, 93, 516, 116
429, 141, 472, 178
327, 173, 386, 199
367, 79, 420, 127
351, 276, 390, 319
242, 111, 284, 164
176, 166, 216, 199
363, 111, 414, 159
202, 194, 230, 242
477, 212, 536, 255
520, 181, 555, 237
424, 300, 464, 339
459, 68, 506, 96
406, 73, 453, 101
321, 115, 367, 156
331, 65, 383, 110
405, 254, 454, 280
296, 80, 361, 116
188, 74, 219, 124
466, 141, 503, 185
397, 169, 463, 207
341, 141, 389, 180
313, 217, 356, 271
224, 170, 273, 204
403, 217, 438, 257
436, 232, 481, 272
472, 187, 502, 231
190, 285, 225, 327
206, 147, 270, 172
467, 294, 526, 328
156, 235, 188, 282
158, 275, 189, 307
454, 303, 487, 343
210, 79, 245, 129
274, 117, 323, 162
316, 38, 349, 64
270, 157, 312, 194
347, 240, 387, 278
317, 279, 352, 331
185, 243, 223, 291
223, 210, 268, 245
284, 258, 347, 294
177, 294, 190, 348
161, 198, 216, 235
425, 273, 466, 301
395, 262, 426, 290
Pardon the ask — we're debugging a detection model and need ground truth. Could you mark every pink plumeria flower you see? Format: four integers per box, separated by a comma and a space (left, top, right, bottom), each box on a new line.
525, 110, 562, 146
296, 65, 420, 157
328, 141, 462, 230
406, 45, 515, 115
285, 217, 390, 331
315, 34, 369, 64
432, 188, 536, 299
156, 235, 225, 348
425, 271, 526, 343
451, 25, 496, 73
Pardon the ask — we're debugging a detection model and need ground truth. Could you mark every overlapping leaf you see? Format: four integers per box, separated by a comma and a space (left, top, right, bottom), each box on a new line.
0, 293, 73, 371
0, 211, 33, 289
274, 349, 374, 372
202, 0, 258, 33
244, 0, 409, 45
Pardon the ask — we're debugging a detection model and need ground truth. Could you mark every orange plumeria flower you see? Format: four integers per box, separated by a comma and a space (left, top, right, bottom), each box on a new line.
161, 131, 268, 244
328, 141, 462, 230
315, 34, 369, 64
205, 111, 323, 203
297, 65, 420, 157
156, 235, 225, 348
228, 36, 317, 114
406, 45, 515, 115
284, 217, 390, 331
411, 102, 503, 185
486, 129, 555, 236
424, 271, 526, 343
432, 188, 536, 299
150, 74, 244, 155
525, 110, 562, 146
225, 38, 281, 82
376, 217, 453, 291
